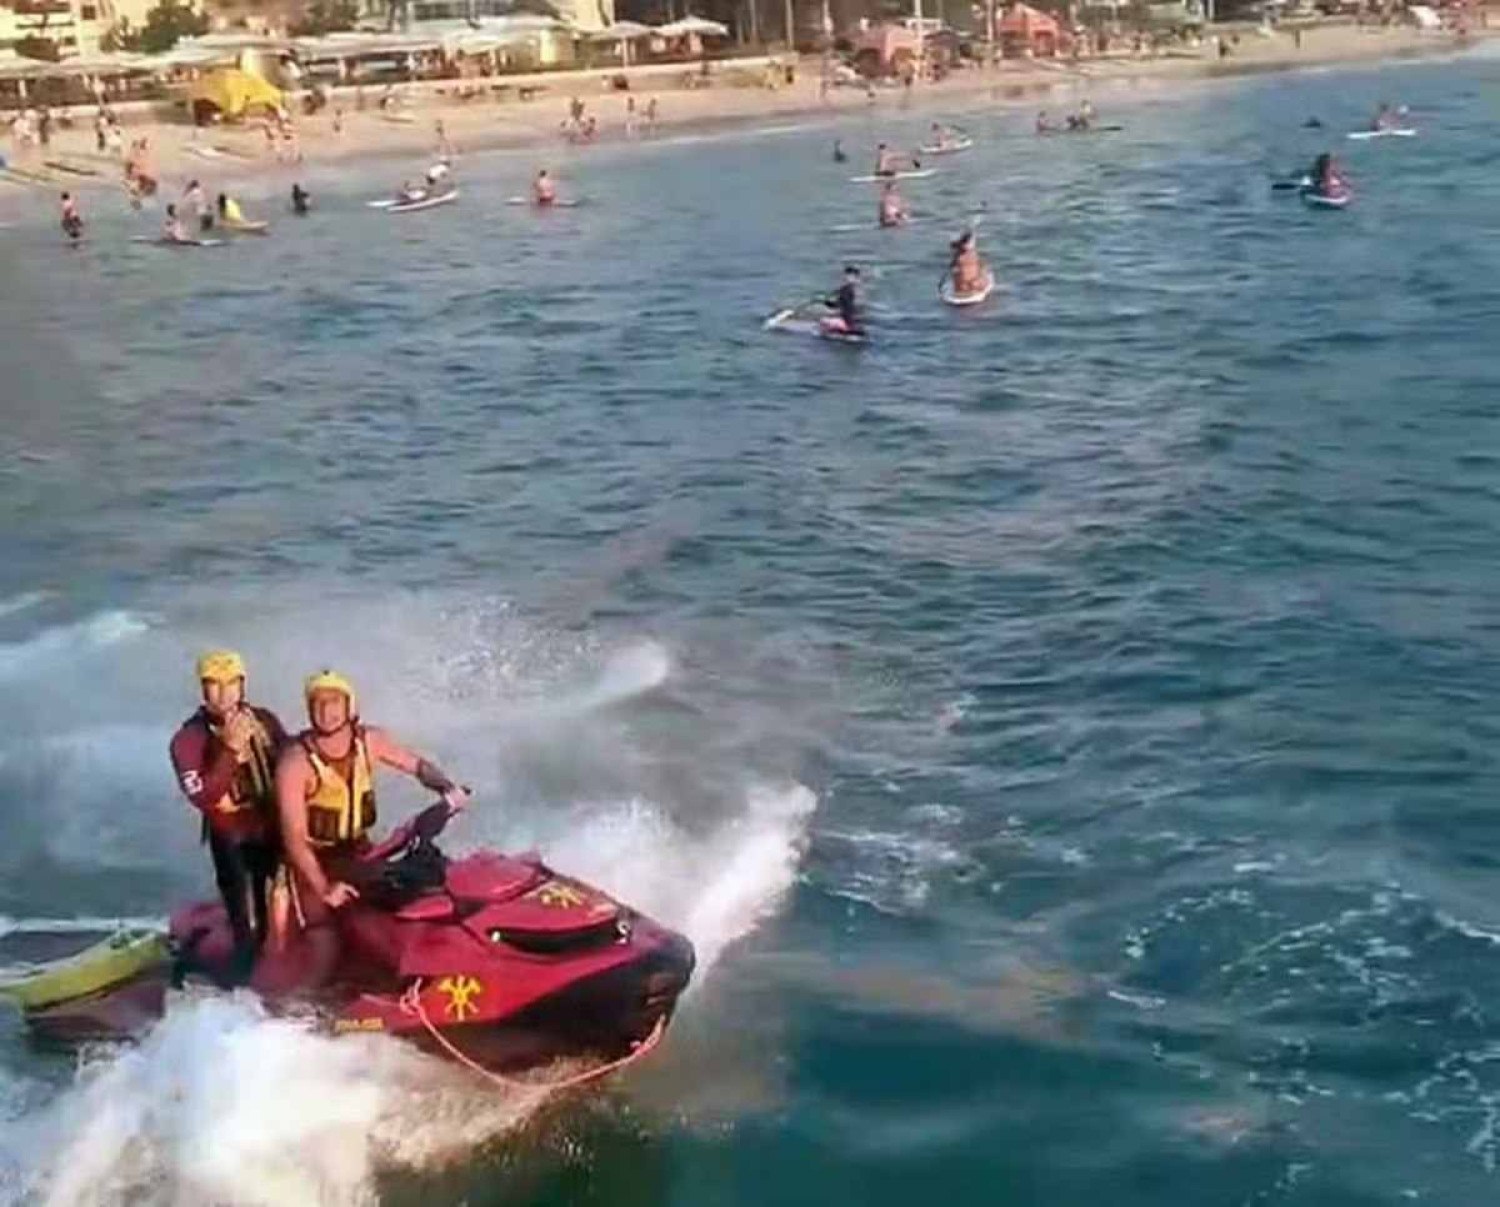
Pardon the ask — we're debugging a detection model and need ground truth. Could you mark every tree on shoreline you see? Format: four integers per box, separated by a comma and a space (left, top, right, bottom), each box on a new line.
103, 0, 209, 55
14, 34, 61, 62
291, 0, 361, 36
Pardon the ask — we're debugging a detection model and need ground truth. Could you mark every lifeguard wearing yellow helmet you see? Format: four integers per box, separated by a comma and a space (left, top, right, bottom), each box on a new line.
304, 669, 358, 735
196, 649, 246, 685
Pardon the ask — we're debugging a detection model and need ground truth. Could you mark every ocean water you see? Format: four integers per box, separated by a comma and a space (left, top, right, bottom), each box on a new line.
4, 49, 1500, 1206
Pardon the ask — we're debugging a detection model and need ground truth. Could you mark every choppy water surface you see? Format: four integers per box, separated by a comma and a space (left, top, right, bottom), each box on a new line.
4, 51, 1500, 1206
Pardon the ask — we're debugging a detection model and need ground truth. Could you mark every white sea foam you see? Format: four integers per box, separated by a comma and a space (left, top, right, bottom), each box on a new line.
0, 590, 817, 1203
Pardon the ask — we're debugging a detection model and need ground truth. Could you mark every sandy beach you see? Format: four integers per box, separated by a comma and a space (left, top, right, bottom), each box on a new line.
0, 20, 1489, 209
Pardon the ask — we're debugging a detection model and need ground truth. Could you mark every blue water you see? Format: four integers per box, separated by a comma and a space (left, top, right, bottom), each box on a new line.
4, 50, 1500, 1205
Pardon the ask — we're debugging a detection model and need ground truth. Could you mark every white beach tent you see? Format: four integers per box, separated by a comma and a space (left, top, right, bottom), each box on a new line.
656, 16, 730, 38
587, 20, 656, 65
1408, 5, 1442, 30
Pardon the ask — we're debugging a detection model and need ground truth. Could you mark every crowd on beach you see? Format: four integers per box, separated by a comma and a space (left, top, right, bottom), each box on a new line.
0, 18, 1486, 226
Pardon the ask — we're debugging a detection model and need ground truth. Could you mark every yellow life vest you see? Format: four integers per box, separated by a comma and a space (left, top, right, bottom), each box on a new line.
300, 728, 377, 848
208, 709, 276, 819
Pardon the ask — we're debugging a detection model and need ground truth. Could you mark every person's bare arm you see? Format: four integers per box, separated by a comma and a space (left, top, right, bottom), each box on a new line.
365, 728, 469, 807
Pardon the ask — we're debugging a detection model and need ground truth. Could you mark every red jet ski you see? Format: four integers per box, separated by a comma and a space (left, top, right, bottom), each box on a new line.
7, 805, 694, 1080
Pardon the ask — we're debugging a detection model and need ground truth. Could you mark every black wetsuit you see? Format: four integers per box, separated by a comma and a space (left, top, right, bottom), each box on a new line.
828, 282, 863, 333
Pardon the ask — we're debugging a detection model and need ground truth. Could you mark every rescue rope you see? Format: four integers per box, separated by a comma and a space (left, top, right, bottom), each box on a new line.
398, 978, 666, 1091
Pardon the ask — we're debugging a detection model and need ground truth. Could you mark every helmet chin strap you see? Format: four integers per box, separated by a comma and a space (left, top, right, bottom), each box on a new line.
309, 712, 354, 739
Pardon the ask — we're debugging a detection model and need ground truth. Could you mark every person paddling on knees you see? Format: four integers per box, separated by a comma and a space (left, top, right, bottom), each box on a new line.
169, 650, 288, 984
949, 228, 987, 295
878, 180, 907, 228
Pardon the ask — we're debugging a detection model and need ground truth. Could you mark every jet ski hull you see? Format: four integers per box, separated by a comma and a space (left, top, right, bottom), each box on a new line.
7, 826, 694, 1076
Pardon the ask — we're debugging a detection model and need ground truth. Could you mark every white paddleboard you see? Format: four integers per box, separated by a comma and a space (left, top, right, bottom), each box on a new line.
918, 138, 973, 156
505, 197, 582, 207
765, 311, 867, 344
1347, 128, 1416, 140
940, 269, 996, 307
849, 169, 936, 183
130, 235, 225, 247
830, 218, 923, 233
1301, 189, 1351, 209
387, 188, 460, 214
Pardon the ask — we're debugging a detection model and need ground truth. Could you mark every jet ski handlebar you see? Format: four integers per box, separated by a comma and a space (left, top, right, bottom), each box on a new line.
365, 795, 467, 862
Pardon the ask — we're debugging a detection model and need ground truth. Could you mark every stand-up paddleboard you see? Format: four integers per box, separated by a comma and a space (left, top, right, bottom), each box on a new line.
2, 164, 60, 186
849, 169, 936, 183
1272, 175, 1314, 192
505, 196, 583, 207
830, 217, 924, 233
386, 188, 459, 214
1347, 128, 1416, 140
44, 159, 99, 178
221, 218, 269, 235
130, 235, 225, 247
764, 308, 868, 345
939, 269, 996, 307
1301, 188, 1351, 209
918, 137, 973, 156
1038, 124, 1124, 136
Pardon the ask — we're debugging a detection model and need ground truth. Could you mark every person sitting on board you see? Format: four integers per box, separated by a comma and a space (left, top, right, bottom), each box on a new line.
874, 142, 901, 177
1371, 103, 1394, 131
823, 265, 866, 336
216, 192, 247, 225
397, 178, 426, 203
1066, 99, 1096, 132
424, 160, 451, 193
1308, 152, 1347, 196
162, 203, 189, 243
950, 228, 987, 295
60, 192, 83, 241
878, 180, 907, 228
533, 168, 557, 206
271, 671, 469, 991
170, 651, 289, 984
929, 122, 955, 150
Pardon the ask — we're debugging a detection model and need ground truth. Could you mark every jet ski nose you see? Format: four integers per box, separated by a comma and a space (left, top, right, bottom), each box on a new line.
640, 932, 695, 1021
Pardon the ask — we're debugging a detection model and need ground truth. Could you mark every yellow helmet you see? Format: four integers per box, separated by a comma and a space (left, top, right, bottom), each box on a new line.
196, 649, 246, 685
304, 669, 357, 718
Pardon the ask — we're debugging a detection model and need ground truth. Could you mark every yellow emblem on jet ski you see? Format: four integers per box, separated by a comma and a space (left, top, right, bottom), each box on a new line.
530, 880, 586, 909
437, 975, 483, 1020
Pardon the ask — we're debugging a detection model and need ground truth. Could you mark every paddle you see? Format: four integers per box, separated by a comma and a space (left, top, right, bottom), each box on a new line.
765, 293, 830, 328
937, 213, 987, 300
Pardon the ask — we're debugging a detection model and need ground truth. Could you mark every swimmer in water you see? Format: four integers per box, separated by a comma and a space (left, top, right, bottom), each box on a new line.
877, 180, 907, 228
